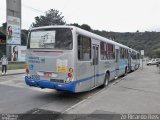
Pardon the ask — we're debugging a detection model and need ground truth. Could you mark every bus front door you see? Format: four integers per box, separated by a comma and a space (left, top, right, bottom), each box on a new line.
91, 45, 99, 88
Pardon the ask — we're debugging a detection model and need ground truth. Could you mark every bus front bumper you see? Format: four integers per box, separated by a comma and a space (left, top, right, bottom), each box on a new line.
25, 76, 76, 92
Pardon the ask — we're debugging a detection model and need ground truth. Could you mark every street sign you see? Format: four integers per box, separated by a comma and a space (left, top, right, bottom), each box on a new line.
141, 50, 144, 56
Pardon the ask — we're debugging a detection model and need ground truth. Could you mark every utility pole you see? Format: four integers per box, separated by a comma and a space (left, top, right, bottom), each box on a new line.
6, 0, 21, 60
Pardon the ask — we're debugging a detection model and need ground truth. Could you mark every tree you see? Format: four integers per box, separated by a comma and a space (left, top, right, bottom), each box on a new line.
32, 9, 66, 27
81, 24, 92, 31
0, 22, 7, 34
154, 48, 160, 58
69, 23, 92, 32
21, 29, 28, 46
69, 23, 81, 28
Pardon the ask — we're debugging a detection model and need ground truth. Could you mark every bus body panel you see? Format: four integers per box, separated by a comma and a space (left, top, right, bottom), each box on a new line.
25, 50, 76, 91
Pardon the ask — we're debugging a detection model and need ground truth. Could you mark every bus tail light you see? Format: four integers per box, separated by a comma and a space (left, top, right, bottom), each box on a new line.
67, 72, 72, 78
66, 68, 73, 83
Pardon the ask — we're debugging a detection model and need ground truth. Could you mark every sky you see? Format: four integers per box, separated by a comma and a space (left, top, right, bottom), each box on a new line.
0, 0, 160, 32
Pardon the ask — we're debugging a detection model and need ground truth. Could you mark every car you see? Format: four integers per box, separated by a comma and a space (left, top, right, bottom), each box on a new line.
146, 59, 159, 65
156, 60, 160, 67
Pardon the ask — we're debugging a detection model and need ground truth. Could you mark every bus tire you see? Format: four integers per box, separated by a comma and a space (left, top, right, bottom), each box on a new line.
123, 67, 127, 76
100, 73, 109, 88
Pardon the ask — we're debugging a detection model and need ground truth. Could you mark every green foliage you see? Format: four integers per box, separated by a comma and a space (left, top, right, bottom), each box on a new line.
0, 22, 6, 34
0, 45, 6, 58
81, 24, 92, 31
69, 23, 81, 28
154, 48, 160, 58
69, 23, 92, 31
32, 9, 66, 27
21, 29, 28, 46
8, 62, 25, 70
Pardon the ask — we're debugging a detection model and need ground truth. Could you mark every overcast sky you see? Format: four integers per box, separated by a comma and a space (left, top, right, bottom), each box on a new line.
1, 0, 160, 32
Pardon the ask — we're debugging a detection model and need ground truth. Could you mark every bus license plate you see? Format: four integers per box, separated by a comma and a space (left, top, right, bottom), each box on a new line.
44, 72, 52, 77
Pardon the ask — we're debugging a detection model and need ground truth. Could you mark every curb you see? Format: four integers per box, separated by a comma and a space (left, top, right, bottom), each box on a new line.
0, 72, 25, 76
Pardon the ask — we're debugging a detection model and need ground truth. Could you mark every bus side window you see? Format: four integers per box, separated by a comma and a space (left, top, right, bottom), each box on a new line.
100, 42, 107, 60
107, 44, 114, 60
78, 35, 91, 61
120, 48, 125, 59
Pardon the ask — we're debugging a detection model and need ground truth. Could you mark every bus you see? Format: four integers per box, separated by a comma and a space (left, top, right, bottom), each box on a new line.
128, 48, 140, 72
25, 26, 139, 93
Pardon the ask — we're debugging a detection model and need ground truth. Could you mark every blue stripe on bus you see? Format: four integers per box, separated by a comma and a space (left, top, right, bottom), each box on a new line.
25, 66, 128, 93
25, 76, 76, 92
25, 66, 128, 92
25, 72, 106, 92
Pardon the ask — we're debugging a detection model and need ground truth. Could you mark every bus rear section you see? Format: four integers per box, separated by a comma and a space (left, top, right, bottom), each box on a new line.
25, 27, 76, 92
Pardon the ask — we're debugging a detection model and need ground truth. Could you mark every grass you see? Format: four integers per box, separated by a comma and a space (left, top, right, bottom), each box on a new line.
0, 63, 25, 70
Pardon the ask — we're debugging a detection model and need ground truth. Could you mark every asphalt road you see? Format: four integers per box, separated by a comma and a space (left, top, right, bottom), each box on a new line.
0, 65, 159, 120
0, 74, 105, 114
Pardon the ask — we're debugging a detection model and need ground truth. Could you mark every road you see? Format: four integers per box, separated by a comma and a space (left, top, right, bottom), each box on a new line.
66, 65, 160, 114
0, 74, 105, 114
0, 65, 159, 120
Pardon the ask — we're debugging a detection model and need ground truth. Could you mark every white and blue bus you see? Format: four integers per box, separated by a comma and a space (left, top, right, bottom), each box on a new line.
25, 26, 139, 93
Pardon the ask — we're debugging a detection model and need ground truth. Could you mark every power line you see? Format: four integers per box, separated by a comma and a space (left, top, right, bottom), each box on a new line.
22, 4, 45, 14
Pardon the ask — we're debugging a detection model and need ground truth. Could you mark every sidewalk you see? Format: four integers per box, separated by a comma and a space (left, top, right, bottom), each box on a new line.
66, 65, 160, 114
0, 69, 25, 75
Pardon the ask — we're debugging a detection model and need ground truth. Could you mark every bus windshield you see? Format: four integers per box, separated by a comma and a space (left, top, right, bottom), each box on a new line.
28, 28, 73, 50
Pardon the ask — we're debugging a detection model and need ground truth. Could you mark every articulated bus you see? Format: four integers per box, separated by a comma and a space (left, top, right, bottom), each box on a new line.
129, 49, 140, 71
25, 26, 140, 93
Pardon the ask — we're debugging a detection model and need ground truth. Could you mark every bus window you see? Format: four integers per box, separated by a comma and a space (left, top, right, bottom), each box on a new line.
78, 35, 91, 61
100, 42, 107, 60
107, 44, 115, 60
28, 28, 73, 50
124, 49, 128, 59
131, 52, 136, 60
120, 48, 125, 59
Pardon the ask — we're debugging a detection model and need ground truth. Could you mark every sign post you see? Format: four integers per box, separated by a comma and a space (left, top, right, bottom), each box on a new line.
141, 50, 144, 69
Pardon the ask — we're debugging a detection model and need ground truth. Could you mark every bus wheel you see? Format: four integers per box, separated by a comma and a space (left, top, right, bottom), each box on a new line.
124, 67, 127, 76
100, 73, 109, 88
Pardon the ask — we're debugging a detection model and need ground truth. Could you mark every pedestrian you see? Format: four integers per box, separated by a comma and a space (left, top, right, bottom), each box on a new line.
1, 55, 8, 75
